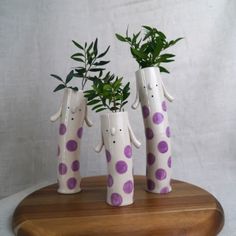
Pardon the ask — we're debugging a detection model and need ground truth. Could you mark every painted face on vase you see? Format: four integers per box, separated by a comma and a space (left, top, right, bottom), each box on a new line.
138, 73, 165, 109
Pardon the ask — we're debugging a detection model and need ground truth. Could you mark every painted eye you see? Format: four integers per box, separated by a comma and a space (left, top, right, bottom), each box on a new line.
67, 106, 70, 109
106, 129, 108, 132
143, 86, 146, 88
120, 129, 122, 131
79, 109, 82, 111
156, 84, 158, 87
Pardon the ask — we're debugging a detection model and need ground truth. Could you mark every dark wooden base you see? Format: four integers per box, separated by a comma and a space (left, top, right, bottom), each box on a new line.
12, 176, 224, 236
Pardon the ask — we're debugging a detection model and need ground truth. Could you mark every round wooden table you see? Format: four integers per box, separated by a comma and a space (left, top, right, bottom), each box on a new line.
12, 176, 224, 236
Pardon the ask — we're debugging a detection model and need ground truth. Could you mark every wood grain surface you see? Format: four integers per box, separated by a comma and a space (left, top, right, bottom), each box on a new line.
12, 176, 224, 236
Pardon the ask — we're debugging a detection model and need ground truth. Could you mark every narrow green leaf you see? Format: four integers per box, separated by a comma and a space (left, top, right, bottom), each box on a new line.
97, 46, 110, 58
96, 107, 107, 112
50, 74, 63, 82
72, 40, 83, 50
115, 33, 127, 42
142, 25, 153, 31
72, 57, 84, 62
87, 42, 93, 53
65, 70, 74, 84
93, 38, 98, 56
92, 104, 104, 110
89, 68, 105, 72
94, 61, 110, 66
71, 52, 84, 58
87, 99, 101, 105
53, 84, 66, 92
159, 66, 170, 73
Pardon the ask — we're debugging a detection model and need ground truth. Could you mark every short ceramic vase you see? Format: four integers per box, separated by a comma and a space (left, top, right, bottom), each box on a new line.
95, 111, 141, 206
50, 88, 93, 194
132, 67, 174, 194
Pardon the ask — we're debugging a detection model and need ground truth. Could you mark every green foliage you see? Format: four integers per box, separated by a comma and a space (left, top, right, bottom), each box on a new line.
50, 70, 78, 92
71, 38, 110, 89
84, 72, 130, 113
50, 38, 110, 92
116, 26, 183, 73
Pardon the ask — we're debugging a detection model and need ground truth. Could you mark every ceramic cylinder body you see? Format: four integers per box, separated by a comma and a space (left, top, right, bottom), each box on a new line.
101, 112, 134, 206
135, 67, 172, 194
57, 89, 86, 194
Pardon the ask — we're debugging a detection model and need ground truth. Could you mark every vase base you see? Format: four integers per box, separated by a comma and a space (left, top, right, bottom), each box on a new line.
57, 188, 82, 194
106, 200, 134, 207
146, 186, 172, 194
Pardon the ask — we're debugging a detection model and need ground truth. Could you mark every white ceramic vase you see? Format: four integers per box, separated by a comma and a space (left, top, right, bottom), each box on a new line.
95, 111, 141, 206
50, 88, 93, 194
132, 67, 174, 194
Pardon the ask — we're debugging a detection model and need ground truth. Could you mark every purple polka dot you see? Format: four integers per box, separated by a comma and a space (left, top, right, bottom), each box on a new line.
115, 161, 128, 174
57, 145, 60, 157
145, 128, 154, 140
147, 153, 155, 165
142, 106, 150, 118
157, 141, 168, 153
67, 177, 77, 189
111, 193, 123, 206
107, 174, 113, 187
77, 127, 83, 139
166, 127, 171, 138
106, 150, 111, 162
71, 160, 80, 171
162, 101, 167, 112
124, 145, 132, 158
59, 123, 66, 135
66, 140, 78, 152
152, 112, 164, 125
155, 168, 167, 180
58, 163, 67, 175
160, 187, 170, 194
168, 156, 172, 168
123, 180, 134, 194
147, 179, 155, 191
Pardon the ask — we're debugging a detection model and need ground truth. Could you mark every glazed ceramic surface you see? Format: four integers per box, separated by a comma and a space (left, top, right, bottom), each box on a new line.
132, 67, 174, 194
50, 89, 92, 194
95, 111, 141, 206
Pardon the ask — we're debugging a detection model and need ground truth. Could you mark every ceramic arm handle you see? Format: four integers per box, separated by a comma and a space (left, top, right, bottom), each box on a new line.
50, 105, 62, 122
162, 81, 174, 102
94, 131, 104, 153
85, 105, 93, 127
128, 122, 141, 148
131, 89, 140, 109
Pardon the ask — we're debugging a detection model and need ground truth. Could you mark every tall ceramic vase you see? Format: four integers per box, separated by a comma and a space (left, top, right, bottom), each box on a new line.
132, 67, 174, 194
50, 88, 93, 194
95, 111, 141, 206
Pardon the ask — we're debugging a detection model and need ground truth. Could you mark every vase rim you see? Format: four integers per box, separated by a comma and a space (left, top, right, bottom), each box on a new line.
101, 111, 127, 118
135, 66, 160, 73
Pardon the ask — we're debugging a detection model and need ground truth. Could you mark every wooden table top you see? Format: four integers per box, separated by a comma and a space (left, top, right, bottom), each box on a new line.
12, 176, 224, 236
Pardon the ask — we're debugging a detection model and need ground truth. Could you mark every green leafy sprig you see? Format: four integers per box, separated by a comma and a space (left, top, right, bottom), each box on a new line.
84, 72, 130, 113
50, 70, 78, 92
71, 38, 110, 89
116, 25, 183, 73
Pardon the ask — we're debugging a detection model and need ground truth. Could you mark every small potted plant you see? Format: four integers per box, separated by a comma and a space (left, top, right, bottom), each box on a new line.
50, 39, 110, 194
116, 26, 182, 194
85, 72, 141, 206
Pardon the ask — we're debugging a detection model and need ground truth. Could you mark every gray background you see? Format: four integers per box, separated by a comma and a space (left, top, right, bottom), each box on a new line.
0, 0, 236, 234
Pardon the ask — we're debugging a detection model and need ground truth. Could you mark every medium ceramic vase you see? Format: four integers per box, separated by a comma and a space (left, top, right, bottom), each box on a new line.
132, 67, 174, 194
95, 111, 141, 206
50, 88, 93, 194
